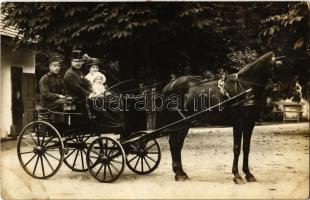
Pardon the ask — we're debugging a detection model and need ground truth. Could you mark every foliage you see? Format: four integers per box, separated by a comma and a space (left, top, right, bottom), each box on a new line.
259, 2, 309, 100
226, 47, 259, 71
260, 2, 308, 50
1, 2, 308, 99
1, 3, 258, 75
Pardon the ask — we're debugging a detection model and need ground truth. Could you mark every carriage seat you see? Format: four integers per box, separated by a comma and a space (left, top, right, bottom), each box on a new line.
35, 104, 48, 112
34, 104, 50, 121
63, 97, 77, 111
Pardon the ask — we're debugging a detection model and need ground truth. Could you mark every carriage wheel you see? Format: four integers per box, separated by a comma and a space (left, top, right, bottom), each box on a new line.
63, 134, 91, 172
125, 139, 161, 175
17, 121, 64, 179
86, 137, 125, 183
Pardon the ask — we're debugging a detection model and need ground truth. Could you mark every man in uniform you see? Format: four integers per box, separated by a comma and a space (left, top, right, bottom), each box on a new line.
64, 50, 124, 128
39, 57, 66, 110
63, 50, 96, 99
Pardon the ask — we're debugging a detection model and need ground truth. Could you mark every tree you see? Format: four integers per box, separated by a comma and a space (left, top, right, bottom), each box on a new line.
1, 3, 258, 78
259, 2, 309, 100
2, 2, 308, 99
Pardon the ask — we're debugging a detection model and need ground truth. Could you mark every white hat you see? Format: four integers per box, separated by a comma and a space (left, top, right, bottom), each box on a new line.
93, 72, 106, 84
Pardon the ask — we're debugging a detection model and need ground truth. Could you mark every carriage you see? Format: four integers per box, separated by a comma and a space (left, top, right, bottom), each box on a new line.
17, 78, 253, 183
17, 80, 163, 183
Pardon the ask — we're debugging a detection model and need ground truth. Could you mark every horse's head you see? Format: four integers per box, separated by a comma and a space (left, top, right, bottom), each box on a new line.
237, 51, 284, 87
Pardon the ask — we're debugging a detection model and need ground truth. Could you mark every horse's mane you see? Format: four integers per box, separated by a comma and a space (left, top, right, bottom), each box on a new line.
183, 75, 204, 81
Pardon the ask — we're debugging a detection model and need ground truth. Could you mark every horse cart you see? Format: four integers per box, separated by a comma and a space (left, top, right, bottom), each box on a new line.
17, 79, 253, 183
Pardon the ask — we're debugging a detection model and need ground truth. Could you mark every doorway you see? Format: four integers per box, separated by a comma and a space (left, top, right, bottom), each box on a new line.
11, 66, 23, 137
22, 73, 36, 128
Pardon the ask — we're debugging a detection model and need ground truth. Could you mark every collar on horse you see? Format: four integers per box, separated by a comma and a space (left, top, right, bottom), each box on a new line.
233, 73, 266, 106
234, 73, 267, 90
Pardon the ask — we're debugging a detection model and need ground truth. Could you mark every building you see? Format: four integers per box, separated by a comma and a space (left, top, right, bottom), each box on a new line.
1, 14, 36, 137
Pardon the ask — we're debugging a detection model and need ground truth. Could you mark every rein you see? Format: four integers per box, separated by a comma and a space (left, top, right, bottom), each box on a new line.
168, 76, 218, 92
236, 79, 267, 87
108, 75, 207, 96
106, 72, 269, 97
106, 82, 163, 96
232, 73, 267, 94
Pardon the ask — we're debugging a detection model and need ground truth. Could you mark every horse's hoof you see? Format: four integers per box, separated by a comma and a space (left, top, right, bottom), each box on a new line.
245, 174, 257, 182
175, 174, 190, 181
233, 176, 245, 184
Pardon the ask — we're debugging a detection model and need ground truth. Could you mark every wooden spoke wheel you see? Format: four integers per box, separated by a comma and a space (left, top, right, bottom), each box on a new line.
63, 134, 91, 172
17, 121, 64, 179
125, 139, 161, 175
86, 137, 125, 183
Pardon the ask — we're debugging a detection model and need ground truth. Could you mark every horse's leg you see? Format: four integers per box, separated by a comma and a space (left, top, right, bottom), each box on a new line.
232, 121, 244, 184
242, 120, 257, 182
169, 128, 189, 181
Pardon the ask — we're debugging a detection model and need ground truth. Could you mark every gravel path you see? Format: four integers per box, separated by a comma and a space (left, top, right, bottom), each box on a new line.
1, 122, 309, 199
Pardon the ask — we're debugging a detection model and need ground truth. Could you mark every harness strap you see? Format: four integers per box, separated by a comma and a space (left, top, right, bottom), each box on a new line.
170, 79, 178, 91
234, 73, 244, 94
238, 80, 267, 87
234, 73, 267, 94
233, 73, 262, 106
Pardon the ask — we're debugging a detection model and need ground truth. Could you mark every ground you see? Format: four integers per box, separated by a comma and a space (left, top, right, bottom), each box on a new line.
1, 122, 309, 199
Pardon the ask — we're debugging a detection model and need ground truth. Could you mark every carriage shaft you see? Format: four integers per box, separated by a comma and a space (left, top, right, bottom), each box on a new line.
122, 89, 252, 145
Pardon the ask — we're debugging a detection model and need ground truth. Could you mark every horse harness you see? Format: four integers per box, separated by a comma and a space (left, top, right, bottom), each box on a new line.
232, 73, 267, 106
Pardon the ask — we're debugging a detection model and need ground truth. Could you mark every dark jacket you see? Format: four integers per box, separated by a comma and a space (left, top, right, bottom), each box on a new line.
63, 67, 92, 98
39, 72, 64, 107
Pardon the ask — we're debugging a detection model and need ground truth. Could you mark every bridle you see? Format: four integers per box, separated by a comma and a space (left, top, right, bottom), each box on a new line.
233, 73, 267, 94
233, 55, 284, 93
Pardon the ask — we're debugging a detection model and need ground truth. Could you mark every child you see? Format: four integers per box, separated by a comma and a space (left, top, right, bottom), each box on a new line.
85, 64, 100, 83
92, 72, 107, 95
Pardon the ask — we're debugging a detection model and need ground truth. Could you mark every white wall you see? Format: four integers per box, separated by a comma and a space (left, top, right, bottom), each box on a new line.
300, 98, 309, 120
0, 45, 35, 137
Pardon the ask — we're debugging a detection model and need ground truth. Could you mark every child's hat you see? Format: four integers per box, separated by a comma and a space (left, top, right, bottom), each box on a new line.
93, 72, 106, 84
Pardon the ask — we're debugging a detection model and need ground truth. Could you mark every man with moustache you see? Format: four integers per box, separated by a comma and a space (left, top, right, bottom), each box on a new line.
39, 57, 66, 110
63, 50, 95, 99
64, 50, 124, 128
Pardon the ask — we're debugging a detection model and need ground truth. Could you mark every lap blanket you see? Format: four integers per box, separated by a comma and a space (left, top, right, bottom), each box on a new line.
87, 98, 125, 128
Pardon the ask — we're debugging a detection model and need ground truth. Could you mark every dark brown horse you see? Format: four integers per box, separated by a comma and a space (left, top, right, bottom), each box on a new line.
158, 52, 279, 183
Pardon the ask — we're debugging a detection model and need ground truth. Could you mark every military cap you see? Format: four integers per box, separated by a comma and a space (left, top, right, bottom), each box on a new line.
71, 49, 82, 60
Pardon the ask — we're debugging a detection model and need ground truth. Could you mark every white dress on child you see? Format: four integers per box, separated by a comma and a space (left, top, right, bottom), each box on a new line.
92, 83, 106, 95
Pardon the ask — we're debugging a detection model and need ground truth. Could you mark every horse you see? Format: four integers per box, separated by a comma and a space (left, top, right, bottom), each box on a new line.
157, 51, 280, 183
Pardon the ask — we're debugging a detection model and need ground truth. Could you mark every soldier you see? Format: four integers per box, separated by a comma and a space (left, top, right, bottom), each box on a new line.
63, 50, 97, 99
39, 57, 66, 110
64, 50, 123, 127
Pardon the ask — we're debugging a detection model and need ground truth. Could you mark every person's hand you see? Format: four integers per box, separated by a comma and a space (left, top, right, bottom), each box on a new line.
89, 93, 95, 98
92, 58, 99, 64
82, 54, 91, 61
89, 92, 99, 99
105, 91, 112, 96
65, 96, 73, 100
58, 94, 66, 99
